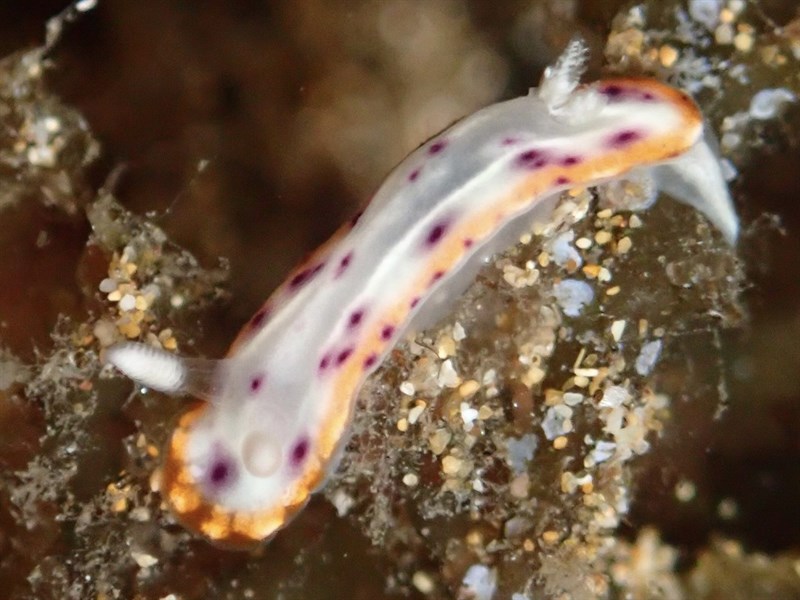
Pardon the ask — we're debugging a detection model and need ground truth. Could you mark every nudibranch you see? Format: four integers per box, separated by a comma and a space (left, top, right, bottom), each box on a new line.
106, 39, 737, 547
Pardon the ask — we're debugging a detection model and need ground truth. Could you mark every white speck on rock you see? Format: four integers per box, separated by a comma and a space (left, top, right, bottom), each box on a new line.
610, 319, 626, 342
749, 88, 795, 120
438, 359, 461, 388
552, 279, 594, 317
563, 391, 584, 406
588, 440, 617, 465
635, 340, 663, 375
548, 231, 582, 268
408, 402, 426, 424
506, 434, 537, 474
118, 293, 136, 312
689, 0, 723, 30
599, 385, 630, 408
460, 402, 479, 428
542, 405, 573, 440
93, 319, 116, 347
76, 0, 98, 11
131, 550, 158, 569
460, 564, 497, 600
412, 571, 436, 594
98, 277, 117, 293
399, 381, 415, 396
330, 489, 355, 517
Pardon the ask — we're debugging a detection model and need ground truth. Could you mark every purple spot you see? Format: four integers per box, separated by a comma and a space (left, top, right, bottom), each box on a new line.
349, 309, 364, 328
290, 438, 309, 467
319, 353, 332, 371
250, 306, 270, 329
560, 155, 581, 166
554, 176, 571, 186
428, 139, 448, 155
519, 149, 541, 161
336, 251, 353, 276
409, 167, 421, 182
501, 137, 520, 146
364, 353, 378, 368
210, 462, 229, 484
607, 129, 642, 148
600, 84, 657, 104
249, 374, 264, 393
516, 149, 549, 170
600, 84, 631, 102
336, 348, 353, 365
380, 325, 395, 341
464, 238, 474, 248
430, 270, 445, 285
289, 269, 310, 288
289, 262, 324, 289
206, 453, 237, 490
600, 84, 623, 98
426, 222, 448, 246
410, 297, 420, 308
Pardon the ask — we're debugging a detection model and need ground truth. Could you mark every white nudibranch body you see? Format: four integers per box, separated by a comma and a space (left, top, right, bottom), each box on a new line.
106, 40, 737, 547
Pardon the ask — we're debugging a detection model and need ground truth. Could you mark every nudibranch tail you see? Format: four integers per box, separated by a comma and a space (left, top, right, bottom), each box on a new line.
105, 342, 226, 403
649, 129, 738, 244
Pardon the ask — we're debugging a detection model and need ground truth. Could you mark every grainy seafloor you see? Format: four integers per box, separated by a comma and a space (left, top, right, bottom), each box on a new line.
0, 1, 799, 599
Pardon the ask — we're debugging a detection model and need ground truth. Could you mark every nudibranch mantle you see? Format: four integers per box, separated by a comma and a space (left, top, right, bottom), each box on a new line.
106, 40, 737, 547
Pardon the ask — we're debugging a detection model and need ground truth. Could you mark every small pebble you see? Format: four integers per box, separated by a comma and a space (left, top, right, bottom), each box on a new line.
509, 473, 530, 498
541, 530, 560, 544
616, 236, 632, 254
459, 379, 480, 397
408, 401, 426, 424
610, 319, 626, 342
675, 479, 697, 502
442, 455, 462, 475
399, 381, 415, 396
438, 359, 461, 387
412, 571, 436, 595
403, 473, 419, 487
594, 230, 612, 245
460, 402, 479, 428
428, 429, 451, 455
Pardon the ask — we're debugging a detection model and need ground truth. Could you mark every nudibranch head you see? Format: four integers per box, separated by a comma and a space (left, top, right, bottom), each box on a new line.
544, 75, 737, 244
